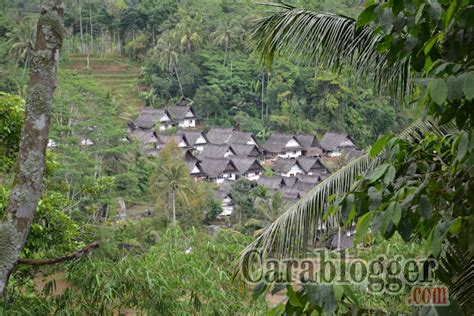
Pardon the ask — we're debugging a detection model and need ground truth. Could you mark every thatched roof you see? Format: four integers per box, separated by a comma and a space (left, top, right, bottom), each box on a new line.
206, 128, 234, 144
293, 181, 314, 193
197, 144, 235, 160
199, 158, 237, 178
128, 129, 158, 144
281, 187, 303, 199
297, 157, 329, 174
157, 134, 187, 147
305, 146, 323, 157
345, 149, 364, 161
263, 133, 301, 153
230, 143, 262, 157
230, 156, 263, 174
296, 174, 322, 184
272, 158, 301, 173
257, 176, 285, 190
185, 160, 204, 175
166, 106, 195, 121
177, 130, 207, 146
320, 132, 357, 151
295, 134, 318, 150
282, 176, 297, 187
228, 131, 258, 145
134, 108, 169, 129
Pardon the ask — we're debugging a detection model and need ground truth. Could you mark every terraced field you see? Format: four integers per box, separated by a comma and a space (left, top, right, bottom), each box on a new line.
67, 55, 145, 118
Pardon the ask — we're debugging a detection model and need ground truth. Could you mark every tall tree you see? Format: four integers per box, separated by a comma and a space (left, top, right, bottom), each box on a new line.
211, 19, 242, 66
154, 34, 184, 97
0, 0, 64, 297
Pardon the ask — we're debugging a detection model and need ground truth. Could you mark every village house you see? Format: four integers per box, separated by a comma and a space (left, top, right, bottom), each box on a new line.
166, 105, 197, 128
205, 127, 234, 144
230, 156, 264, 181
320, 132, 358, 157
156, 134, 189, 149
272, 158, 304, 177
197, 144, 236, 160
263, 133, 303, 160
296, 174, 322, 185
229, 143, 262, 158
184, 150, 205, 179
257, 176, 285, 191
199, 158, 238, 184
177, 130, 207, 152
296, 157, 330, 176
133, 108, 172, 131
228, 131, 258, 145
295, 134, 323, 157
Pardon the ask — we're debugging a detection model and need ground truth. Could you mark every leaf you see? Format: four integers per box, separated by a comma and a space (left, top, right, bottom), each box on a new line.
383, 165, 396, 185
252, 281, 268, 299
423, 34, 440, 55
392, 202, 402, 225
303, 284, 337, 315
341, 194, 355, 224
354, 211, 375, 244
357, 4, 377, 27
457, 132, 468, 161
463, 73, 474, 101
448, 217, 463, 236
286, 285, 302, 307
419, 195, 432, 219
370, 135, 392, 157
428, 226, 442, 257
379, 202, 394, 234
429, 78, 448, 105
368, 163, 390, 183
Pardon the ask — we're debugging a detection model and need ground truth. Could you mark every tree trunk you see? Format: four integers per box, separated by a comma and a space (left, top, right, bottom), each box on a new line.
172, 190, 176, 225
261, 72, 265, 122
89, 4, 93, 54
223, 41, 228, 67
174, 64, 184, 97
0, 0, 64, 297
79, 3, 84, 54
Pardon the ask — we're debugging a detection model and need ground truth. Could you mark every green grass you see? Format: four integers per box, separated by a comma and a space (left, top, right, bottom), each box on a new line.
66, 54, 144, 117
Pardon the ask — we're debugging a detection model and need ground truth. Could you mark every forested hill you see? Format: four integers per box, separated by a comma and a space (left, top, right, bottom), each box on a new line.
2, 0, 410, 148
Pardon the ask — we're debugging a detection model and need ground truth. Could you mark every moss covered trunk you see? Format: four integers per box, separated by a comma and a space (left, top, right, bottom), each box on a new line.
0, 0, 64, 297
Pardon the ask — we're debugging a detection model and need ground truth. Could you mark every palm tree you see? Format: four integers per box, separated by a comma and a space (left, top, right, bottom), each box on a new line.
176, 15, 201, 54
6, 17, 36, 74
151, 143, 192, 225
154, 35, 184, 97
211, 20, 243, 66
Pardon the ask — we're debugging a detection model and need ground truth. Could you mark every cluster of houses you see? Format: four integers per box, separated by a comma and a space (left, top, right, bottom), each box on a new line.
128, 103, 363, 219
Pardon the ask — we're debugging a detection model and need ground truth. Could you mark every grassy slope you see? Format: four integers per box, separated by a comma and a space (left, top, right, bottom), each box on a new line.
66, 55, 144, 119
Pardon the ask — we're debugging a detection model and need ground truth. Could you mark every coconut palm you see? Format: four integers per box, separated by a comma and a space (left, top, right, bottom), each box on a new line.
211, 19, 243, 66
6, 17, 36, 74
176, 15, 201, 54
151, 145, 192, 225
154, 35, 184, 97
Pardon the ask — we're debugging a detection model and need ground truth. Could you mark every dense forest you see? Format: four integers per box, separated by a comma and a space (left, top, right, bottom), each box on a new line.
0, 0, 472, 315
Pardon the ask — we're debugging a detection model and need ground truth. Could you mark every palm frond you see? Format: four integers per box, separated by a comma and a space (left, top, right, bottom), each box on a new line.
252, 3, 410, 99
235, 119, 456, 275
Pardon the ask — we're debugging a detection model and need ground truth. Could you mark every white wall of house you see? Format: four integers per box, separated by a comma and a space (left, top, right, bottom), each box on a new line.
195, 145, 204, 153
190, 165, 201, 175
178, 140, 187, 148
179, 119, 196, 128
281, 165, 303, 177
278, 150, 302, 159
340, 139, 355, 147
328, 151, 342, 157
286, 139, 300, 147
215, 173, 236, 184
219, 197, 234, 217
243, 171, 261, 181
195, 136, 206, 145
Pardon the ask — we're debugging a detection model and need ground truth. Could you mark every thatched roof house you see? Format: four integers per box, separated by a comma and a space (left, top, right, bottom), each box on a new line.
257, 176, 285, 190
297, 157, 330, 175
228, 131, 258, 145
166, 105, 197, 128
197, 144, 236, 160
230, 156, 263, 180
272, 158, 304, 177
206, 127, 234, 144
133, 108, 171, 130
320, 132, 357, 156
199, 158, 238, 182
263, 133, 302, 159
230, 143, 262, 158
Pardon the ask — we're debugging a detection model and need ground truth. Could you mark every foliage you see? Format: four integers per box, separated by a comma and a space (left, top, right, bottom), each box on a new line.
1, 225, 268, 315
0, 92, 24, 172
